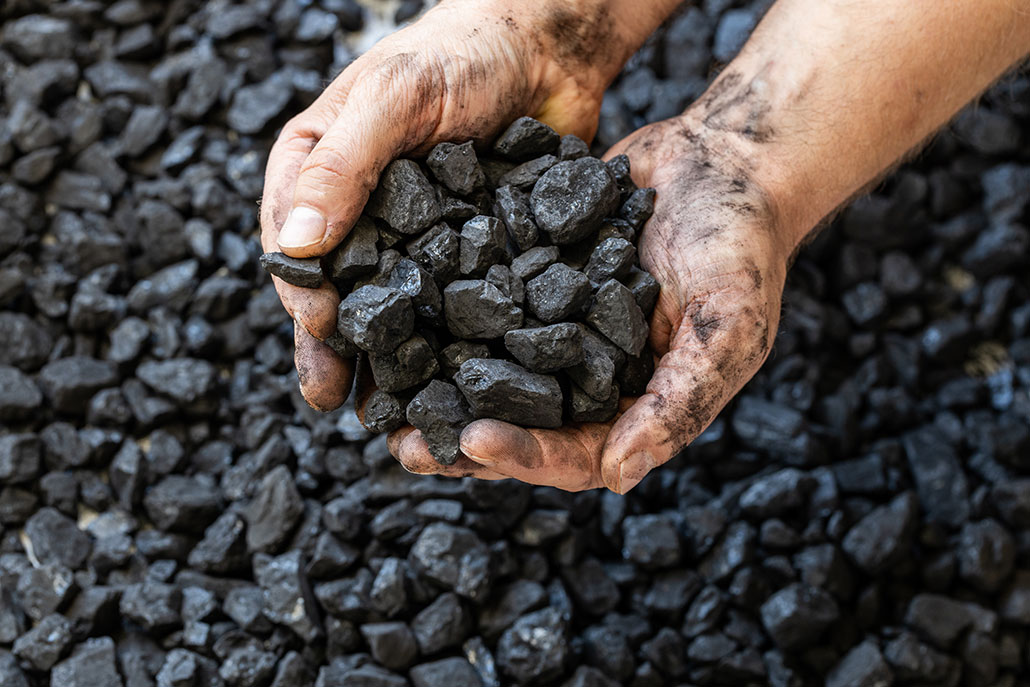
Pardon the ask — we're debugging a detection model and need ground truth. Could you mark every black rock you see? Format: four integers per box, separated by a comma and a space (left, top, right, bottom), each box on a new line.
530, 158, 620, 244
369, 334, 439, 392
493, 117, 560, 161
254, 550, 322, 643
584, 238, 636, 284
460, 215, 509, 277
455, 358, 562, 428
567, 381, 619, 423
567, 329, 618, 401
39, 356, 118, 413
493, 185, 539, 252
412, 592, 470, 655
903, 427, 969, 527
499, 154, 559, 190
427, 141, 485, 196
260, 251, 324, 288
826, 640, 894, 687
440, 341, 492, 378
884, 632, 956, 684
219, 646, 278, 687
586, 279, 648, 356
411, 657, 483, 687
903, 593, 995, 649
326, 217, 379, 282
143, 475, 221, 533
51, 636, 123, 687
410, 522, 491, 600
407, 224, 461, 283
558, 135, 590, 161
444, 279, 523, 339
622, 514, 681, 568
136, 358, 217, 405
842, 491, 918, 574
956, 519, 1014, 592
16, 563, 75, 622
12, 613, 73, 671
496, 607, 568, 684
485, 264, 524, 305
337, 285, 415, 353
245, 466, 304, 553
760, 583, 840, 650
360, 622, 417, 671
363, 390, 407, 433
504, 323, 583, 372
511, 246, 560, 281
25, 507, 92, 569
227, 71, 294, 135
406, 380, 474, 465
224, 586, 271, 633
120, 582, 181, 632
0, 433, 40, 484
387, 258, 442, 321
525, 263, 592, 323
368, 159, 442, 234
620, 187, 656, 229
0, 312, 53, 370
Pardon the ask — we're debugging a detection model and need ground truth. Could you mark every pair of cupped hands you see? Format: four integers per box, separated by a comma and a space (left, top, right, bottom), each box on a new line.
260, 2, 792, 493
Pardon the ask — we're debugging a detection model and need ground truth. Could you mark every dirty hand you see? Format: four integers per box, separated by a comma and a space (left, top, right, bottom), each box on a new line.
393, 98, 796, 490
260, 0, 677, 411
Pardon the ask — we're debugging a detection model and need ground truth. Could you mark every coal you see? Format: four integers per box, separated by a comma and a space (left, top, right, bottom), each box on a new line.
444, 279, 523, 339
406, 380, 474, 465
460, 215, 509, 277
362, 390, 408, 433
530, 158, 620, 244
496, 607, 568, 683
493, 185, 540, 252
326, 218, 379, 282
369, 334, 439, 392
586, 279, 648, 356
760, 583, 840, 650
368, 159, 442, 234
504, 323, 583, 372
260, 250, 325, 288
492, 116, 560, 161
455, 358, 563, 428
427, 141, 485, 196
525, 263, 592, 323
842, 491, 918, 574
337, 285, 415, 353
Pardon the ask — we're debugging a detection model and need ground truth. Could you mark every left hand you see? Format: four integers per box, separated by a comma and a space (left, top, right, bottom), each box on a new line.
392, 111, 798, 491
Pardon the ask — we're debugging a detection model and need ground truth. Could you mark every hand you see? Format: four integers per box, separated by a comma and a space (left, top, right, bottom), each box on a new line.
261, 0, 671, 412
394, 108, 797, 491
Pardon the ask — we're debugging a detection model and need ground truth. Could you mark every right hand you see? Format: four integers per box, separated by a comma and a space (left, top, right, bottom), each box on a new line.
260, 0, 643, 412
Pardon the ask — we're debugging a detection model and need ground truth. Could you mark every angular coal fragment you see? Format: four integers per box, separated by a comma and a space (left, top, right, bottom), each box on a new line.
530, 158, 620, 244
412, 591, 470, 655
324, 217, 379, 282
826, 640, 893, 687
143, 475, 221, 533
409, 522, 491, 599
12, 613, 73, 671
567, 327, 618, 401
367, 159, 442, 234
455, 358, 562, 428
485, 264, 524, 305
406, 223, 461, 283
492, 116, 560, 161
427, 141, 485, 196
498, 154, 558, 190
368, 333, 439, 392
337, 285, 414, 353
444, 279, 523, 339
254, 550, 322, 643
361, 622, 417, 671
587, 278, 648, 355
568, 381, 619, 423
496, 607, 568, 684
584, 237, 637, 283
259, 251, 324, 288
624, 267, 660, 315
525, 263, 592, 323
50, 636, 123, 687
406, 380, 473, 465
620, 187, 656, 229
842, 491, 917, 574
459, 215, 509, 277
903, 426, 970, 527
362, 390, 407, 433
957, 519, 1015, 592
439, 341, 491, 378
760, 583, 839, 650
245, 465, 304, 553
511, 245, 560, 281
558, 134, 590, 160
386, 257, 441, 321
504, 323, 583, 372
493, 185, 539, 252
606, 154, 637, 198
25, 507, 92, 569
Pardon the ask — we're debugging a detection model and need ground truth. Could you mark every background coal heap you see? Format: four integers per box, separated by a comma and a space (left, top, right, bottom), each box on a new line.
0, 0, 1028, 686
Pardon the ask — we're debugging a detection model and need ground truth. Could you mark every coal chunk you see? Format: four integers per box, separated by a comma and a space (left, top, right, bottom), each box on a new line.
254, 550, 322, 643
51, 637, 123, 687
259, 251, 323, 288
497, 607, 568, 683
427, 141, 484, 195
903, 427, 969, 526
842, 491, 917, 574
245, 466, 304, 553
957, 519, 1015, 592
460, 215, 509, 277
499, 154, 559, 190
586, 279, 648, 356
325, 217, 379, 282
620, 187, 656, 229
410, 522, 491, 599
493, 116, 560, 161
360, 622, 417, 671
227, 71, 294, 135
362, 391, 407, 433
387, 257, 442, 321
39, 356, 118, 413
584, 238, 636, 284
412, 592, 470, 654
411, 657, 482, 687
504, 323, 584, 372
13, 613, 73, 670
455, 358, 563, 428
120, 582, 181, 632
826, 641, 894, 687
760, 583, 840, 650
622, 514, 681, 568
531, 158, 620, 244
567, 329, 617, 401
567, 382, 619, 423
369, 334, 439, 392
337, 285, 414, 353
368, 159, 442, 234
494, 185, 539, 252
511, 245, 560, 281
440, 341, 492, 378
444, 279, 523, 339
406, 380, 474, 465
25, 507, 92, 569
407, 223, 461, 283
525, 263, 592, 323
143, 475, 221, 533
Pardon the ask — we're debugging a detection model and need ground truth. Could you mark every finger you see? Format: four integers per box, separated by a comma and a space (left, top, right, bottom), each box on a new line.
294, 323, 352, 412
396, 429, 510, 480
601, 294, 773, 493
277, 59, 443, 257
272, 277, 340, 341
458, 418, 613, 491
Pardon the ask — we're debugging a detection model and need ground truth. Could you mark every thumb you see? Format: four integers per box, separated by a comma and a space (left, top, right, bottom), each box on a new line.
277, 64, 441, 258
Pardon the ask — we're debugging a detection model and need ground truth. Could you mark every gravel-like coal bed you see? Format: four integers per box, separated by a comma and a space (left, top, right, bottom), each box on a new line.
1, 1, 1029, 686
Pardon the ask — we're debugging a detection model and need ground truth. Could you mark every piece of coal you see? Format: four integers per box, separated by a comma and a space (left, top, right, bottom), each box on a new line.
427, 141, 485, 196
624, 267, 660, 315
459, 215, 509, 277
504, 323, 584, 372
584, 237, 637, 283
587, 278, 649, 356
444, 279, 523, 339
367, 159, 442, 234
406, 223, 461, 284
558, 134, 590, 160
325, 331, 360, 359
493, 185, 539, 252
387, 258, 442, 321
485, 264, 524, 305
337, 285, 414, 353
259, 252, 324, 288
498, 154, 559, 190
525, 263, 592, 323
439, 341, 492, 378
492, 116, 560, 161
511, 245, 560, 281
368, 334, 439, 392
325, 216, 379, 282
606, 154, 637, 198
530, 158, 620, 244
406, 380, 473, 465
363, 390, 407, 433
568, 381, 620, 423
454, 358, 563, 428
620, 187, 656, 229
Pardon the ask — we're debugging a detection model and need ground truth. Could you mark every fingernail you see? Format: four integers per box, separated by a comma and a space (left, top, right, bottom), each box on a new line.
464, 452, 497, 468
619, 451, 656, 493
278, 206, 326, 249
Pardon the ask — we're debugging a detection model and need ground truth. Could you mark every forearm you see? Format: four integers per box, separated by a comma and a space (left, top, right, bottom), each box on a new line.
685, 0, 1030, 247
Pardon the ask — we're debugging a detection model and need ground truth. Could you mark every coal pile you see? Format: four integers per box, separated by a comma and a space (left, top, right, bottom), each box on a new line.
1, 0, 1029, 686
262, 118, 657, 464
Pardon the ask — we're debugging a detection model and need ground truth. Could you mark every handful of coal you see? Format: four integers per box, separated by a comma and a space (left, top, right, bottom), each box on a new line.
262, 117, 658, 465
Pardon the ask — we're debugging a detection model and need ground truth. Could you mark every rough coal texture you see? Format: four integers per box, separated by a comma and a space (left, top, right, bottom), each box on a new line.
0, 1, 1028, 686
